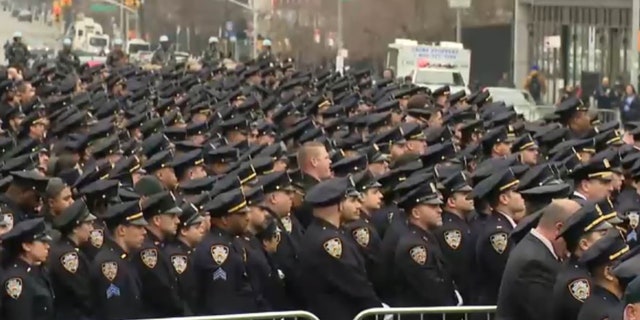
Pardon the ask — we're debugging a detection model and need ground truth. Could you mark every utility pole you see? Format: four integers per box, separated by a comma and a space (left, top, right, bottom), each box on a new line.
632, 0, 639, 88
455, 8, 461, 42
337, 0, 343, 50
252, 0, 258, 59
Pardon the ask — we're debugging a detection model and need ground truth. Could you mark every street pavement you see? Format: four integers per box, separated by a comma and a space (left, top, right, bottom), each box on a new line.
0, 8, 62, 62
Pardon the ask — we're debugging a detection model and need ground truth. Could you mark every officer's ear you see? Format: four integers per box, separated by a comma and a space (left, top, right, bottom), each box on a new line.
603, 265, 616, 281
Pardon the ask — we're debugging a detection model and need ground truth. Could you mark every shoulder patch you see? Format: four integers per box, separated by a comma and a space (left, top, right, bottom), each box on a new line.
140, 249, 158, 268
410, 245, 427, 265
323, 237, 342, 259
101, 261, 118, 281
210, 245, 229, 265
568, 278, 590, 302
443, 229, 462, 250
352, 227, 370, 247
171, 255, 188, 275
90, 229, 104, 248
5, 277, 22, 299
490, 232, 508, 254
60, 252, 79, 273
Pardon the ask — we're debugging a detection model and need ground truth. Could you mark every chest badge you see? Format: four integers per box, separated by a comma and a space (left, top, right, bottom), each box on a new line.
490, 232, 508, 254
444, 230, 462, 250
281, 216, 292, 233
141, 249, 158, 269
211, 245, 229, 265
1, 213, 13, 229
171, 255, 188, 275
323, 238, 343, 259
90, 229, 104, 248
352, 227, 370, 247
568, 278, 590, 302
629, 212, 639, 229
61, 252, 79, 274
101, 262, 118, 282
5, 277, 22, 299
410, 245, 427, 265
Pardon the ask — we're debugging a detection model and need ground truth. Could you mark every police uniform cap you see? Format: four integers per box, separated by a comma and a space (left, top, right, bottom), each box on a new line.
392, 172, 431, 195
468, 90, 492, 106
511, 133, 538, 152
125, 113, 147, 130
331, 154, 368, 177
140, 117, 164, 137
87, 121, 116, 142
425, 125, 455, 145
185, 121, 208, 137
352, 170, 382, 192
482, 125, 517, 150
371, 126, 406, 147
433, 163, 464, 180
258, 143, 288, 162
178, 202, 204, 228
104, 200, 148, 228
255, 121, 277, 137
220, 116, 250, 134
142, 191, 182, 218
470, 168, 519, 199
622, 151, 640, 171
610, 247, 640, 283
1, 153, 39, 174
549, 138, 596, 157
21, 112, 47, 130
554, 97, 588, 120
172, 150, 205, 177
420, 142, 458, 168
400, 122, 427, 141
143, 150, 175, 173
258, 171, 296, 194
79, 179, 120, 202
179, 176, 216, 196
594, 128, 624, 151
92, 136, 122, 159
519, 182, 572, 213
45, 177, 68, 198
232, 162, 258, 186
305, 177, 361, 207
298, 127, 325, 145
163, 110, 184, 127
579, 229, 629, 268
448, 90, 467, 104
246, 186, 265, 206
205, 145, 238, 165
204, 188, 249, 217
271, 103, 297, 123
109, 156, 143, 179
6, 137, 46, 159
473, 154, 521, 183
373, 99, 401, 114
359, 144, 388, 164
10, 170, 49, 193
53, 199, 97, 230
73, 159, 114, 189
459, 119, 484, 137
0, 218, 52, 245
569, 157, 614, 181
432, 85, 451, 98
517, 163, 562, 191
397, 181, 443, 209
134, 175, 166, 196
559, 201, 618, 247
442, 171, 473, 195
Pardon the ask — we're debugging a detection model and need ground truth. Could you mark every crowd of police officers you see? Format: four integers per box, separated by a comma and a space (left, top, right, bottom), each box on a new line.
1, 33, 640, 320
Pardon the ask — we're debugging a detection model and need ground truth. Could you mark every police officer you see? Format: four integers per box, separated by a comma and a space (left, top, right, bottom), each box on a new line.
299, 177, 384, 320
106, 39, 127, 68
470, 168, 524, 306
435, 171, 476, 304
0, 170, 50, 224
393, 181, 460, 318
552, 201, 617, 320
91, 200, 147, 320
202, 36, 223, 66
569, 157, 615, 205
48, 199, 96, 320
56, 38, 80, 74
257, 171, 305, 307
151, 35, 176, 66
6, 31, 30, 70
577, 229, 632, 320
164, 201, 205, 314
343, 170, 383, 282
136, 191, 188, 317
0, 218, 55, 320
258, 39, 274, 63
193, 188, 260, 315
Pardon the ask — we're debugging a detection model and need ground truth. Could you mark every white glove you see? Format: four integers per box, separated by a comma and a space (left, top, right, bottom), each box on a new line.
454, 289, 464, 306
381, 303, 393, 320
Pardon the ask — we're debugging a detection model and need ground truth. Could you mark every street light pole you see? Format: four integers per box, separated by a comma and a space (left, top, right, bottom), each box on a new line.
632, 0, 639, 88
455, 8, 461, 42
252, 0, 258, 59
337, 0, 343, 50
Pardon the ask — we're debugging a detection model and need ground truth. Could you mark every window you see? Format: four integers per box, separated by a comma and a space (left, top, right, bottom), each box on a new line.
89, 37, 108, 47
414, 70, 465, 86
129, 44, 150, 53
386, 48, 398, 73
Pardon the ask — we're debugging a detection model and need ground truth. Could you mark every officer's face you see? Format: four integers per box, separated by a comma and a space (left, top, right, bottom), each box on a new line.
156, 213, 180, 236
390, 143, 405, 160
502, 190, 526, 213
273, 159, 288, 172
180, 222, 205, 245
360, 188, 383, 211
413, 203, 443, 228
188, 166, 208, 180
450, 192, 474, 213
258, 134, 276, 146
428, 111, 443, 128
48, 186, 73, 216
228, 210, 250, 235
494, 142, 512, 157
584, 178, 614, 201
368, 162, 389, 177
23, 240, 50, 263
269, 191, 292, 215
406, 140, 427, 155
74, 221, 95, 244
578, 230, 608, 253
156, 167, 178, 190
340, 196, 362, 222
248, 206, 267, 231
520, 148, 539, 166
612, 173, 624, 194
624, 302, 640, 320
123, 225, 147, 249
311, 147, 333, 180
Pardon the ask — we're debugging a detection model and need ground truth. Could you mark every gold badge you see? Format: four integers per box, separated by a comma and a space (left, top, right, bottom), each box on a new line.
171, 255, 188, 275
61, 252, 79, 274
281, 216, 292, 233
211, 245, 229, 265
444, 230, 462, 250
568, 279, 590, 302
490, 232, 508, 254
90, 229, 104, 248
141, 249, 158, 269
5, 278, 22, 299
629, 212, 639, 229
275, 227, 282, 245
101, 262, 118, 281
323, 238, 342, 259
1, 213, 14, 229
410, 246, 427, 265
352, 227, 370, 247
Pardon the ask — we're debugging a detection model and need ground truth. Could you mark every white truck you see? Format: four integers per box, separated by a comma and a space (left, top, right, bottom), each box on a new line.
386, 38, 472, 93
65, 14, 110, 55
127, 38, 152, 64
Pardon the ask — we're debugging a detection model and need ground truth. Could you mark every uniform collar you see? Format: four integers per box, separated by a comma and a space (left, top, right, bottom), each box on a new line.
313, 216, 341, 230
530, 228, 559, 260
573, 191, 588, 200
104, 238, 129, 260
496, 210, 517, 228
594, 284, 622, 303
211, 226, 235, 241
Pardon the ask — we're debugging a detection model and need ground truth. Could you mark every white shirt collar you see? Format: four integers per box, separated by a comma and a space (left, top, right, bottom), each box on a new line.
530, 228, 559, 260
573, 191, 587, 200
497, 211, 517, 228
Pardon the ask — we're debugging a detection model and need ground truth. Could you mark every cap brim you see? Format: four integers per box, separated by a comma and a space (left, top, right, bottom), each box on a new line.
82, 213, 97, 222
455, 185, 473, 193
419, 197, 444, 205
368, 181, 383, 189
129, 218, 149, 226
346, 189, 362, 198
34, 233, 53, 242
165, 207, 183, 216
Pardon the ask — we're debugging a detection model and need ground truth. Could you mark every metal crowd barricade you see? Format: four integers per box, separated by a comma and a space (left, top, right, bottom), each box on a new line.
524, 105, 556, 121
353, 306, 497, 320
592, 108, 621, 124
139, 310, 320, 320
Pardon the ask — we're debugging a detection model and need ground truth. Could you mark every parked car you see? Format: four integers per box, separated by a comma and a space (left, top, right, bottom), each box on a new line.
17, 9, 32, 22
485, 86, 555, 121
